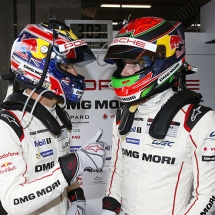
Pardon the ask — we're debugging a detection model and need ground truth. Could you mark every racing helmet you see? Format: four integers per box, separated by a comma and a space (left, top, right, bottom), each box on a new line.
10, 19, 96, 104
104, 16, 186, 103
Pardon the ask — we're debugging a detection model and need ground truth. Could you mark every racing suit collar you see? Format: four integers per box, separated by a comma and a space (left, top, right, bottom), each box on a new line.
138, 88, 176, 114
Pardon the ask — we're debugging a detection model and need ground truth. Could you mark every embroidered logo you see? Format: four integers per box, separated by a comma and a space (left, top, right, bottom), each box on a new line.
1, 113, 20, 127
191, 106, 201, 121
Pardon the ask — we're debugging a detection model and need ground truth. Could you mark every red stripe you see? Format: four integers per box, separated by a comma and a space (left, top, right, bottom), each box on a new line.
187, 87, 199, 91
186, 80, 200, 82
116, 120, 120, 125
184, 145, 199, 214
172, 162, 184, 215
26, 24, 68, 44
26, 25, 54, 43
24, 70, 40, 80
11, 59, 19, 70
22, 167, 61, 185
187, 84, 199, 86
193, 148, 199, 194
108, 138, 120, 196
190, 134, 197, 150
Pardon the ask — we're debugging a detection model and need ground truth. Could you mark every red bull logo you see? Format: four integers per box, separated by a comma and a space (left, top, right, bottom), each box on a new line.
49, 76, 64, 96
1, 162, 13, 168
170, 35, 184, 50
0, 161, 16, 174
21, 38, 38, 51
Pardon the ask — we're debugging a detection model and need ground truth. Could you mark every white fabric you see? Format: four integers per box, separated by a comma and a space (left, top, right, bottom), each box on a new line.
104, 89, 215, 215
66, 201, 86, 215
101, 209, 117, 215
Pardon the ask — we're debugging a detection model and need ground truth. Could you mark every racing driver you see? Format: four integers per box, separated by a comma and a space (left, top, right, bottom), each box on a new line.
100, 16, 215, 215
0, 19, 106, 215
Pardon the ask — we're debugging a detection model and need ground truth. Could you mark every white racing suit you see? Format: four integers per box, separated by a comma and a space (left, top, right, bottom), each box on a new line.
105, 89, 215, 215
0, 105, 71, 215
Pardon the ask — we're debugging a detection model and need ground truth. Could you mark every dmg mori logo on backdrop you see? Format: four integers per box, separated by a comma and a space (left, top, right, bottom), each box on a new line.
67, 100, 121, 110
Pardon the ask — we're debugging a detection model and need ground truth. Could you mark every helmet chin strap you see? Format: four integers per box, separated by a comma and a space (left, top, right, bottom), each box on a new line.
58, 93, 66, 108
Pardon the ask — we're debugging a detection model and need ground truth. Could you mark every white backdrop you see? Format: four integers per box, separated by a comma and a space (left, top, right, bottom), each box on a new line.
66, 32, 215, 215
68, 52, 117, 215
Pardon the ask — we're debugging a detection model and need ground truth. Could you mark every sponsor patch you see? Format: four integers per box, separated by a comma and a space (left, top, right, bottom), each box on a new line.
70, 146, 81, 153
130, 126, 142, 133
0, 161, 16, 174
146, 118, 180, 138
36, 150, 54, 159
202, 155, 215, 162
204, 131, 215, 141
126, 137, 140, 145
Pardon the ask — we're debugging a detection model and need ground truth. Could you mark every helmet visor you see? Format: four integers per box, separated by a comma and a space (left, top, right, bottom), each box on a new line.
54, 42, 96, 67
105, 45, 166, 69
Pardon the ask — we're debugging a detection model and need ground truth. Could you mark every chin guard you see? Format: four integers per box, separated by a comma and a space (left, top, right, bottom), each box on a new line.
0, 93, 72, 135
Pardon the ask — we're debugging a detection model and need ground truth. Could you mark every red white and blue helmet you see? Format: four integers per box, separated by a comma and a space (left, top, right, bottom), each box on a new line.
104, 17, 186, 103
10, 19, 96, 104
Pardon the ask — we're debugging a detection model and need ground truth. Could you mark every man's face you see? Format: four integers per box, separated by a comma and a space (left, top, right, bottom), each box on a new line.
59, 64, 78, 76
121, 61, 141, 77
